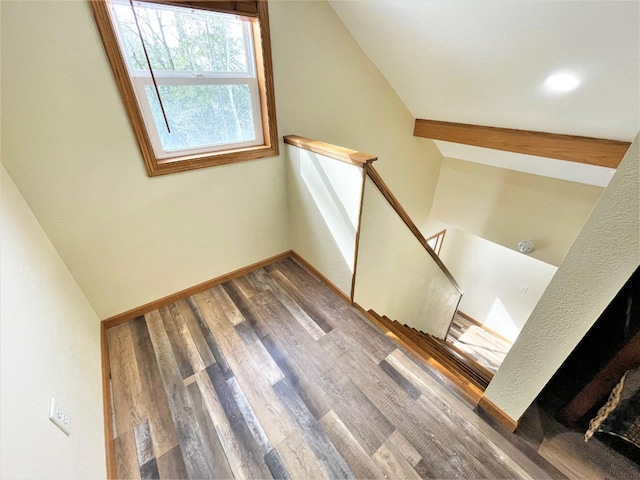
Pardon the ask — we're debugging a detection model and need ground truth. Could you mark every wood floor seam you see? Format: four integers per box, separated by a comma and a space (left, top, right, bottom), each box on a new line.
105, 258, 579, 479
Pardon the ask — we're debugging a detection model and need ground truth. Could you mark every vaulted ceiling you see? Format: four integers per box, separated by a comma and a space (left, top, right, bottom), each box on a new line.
329, 0, 640, 186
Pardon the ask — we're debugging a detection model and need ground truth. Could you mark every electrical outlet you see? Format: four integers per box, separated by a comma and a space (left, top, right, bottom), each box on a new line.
520, 284, 529, 294
49, 398, 70, 435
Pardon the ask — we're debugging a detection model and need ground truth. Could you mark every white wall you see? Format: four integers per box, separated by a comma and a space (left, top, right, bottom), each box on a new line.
484, 134, 640, 422
0, 167, 105, 479
272, 1, 443, 231
287, 146, 364, 296
1, 0, 442, 320
438, 228, 557, 342
354, 178, 461, 339
1, 1, 289, 319
274, 0, 445, 318
429, 158, 603, 266
328, 1, 640, 142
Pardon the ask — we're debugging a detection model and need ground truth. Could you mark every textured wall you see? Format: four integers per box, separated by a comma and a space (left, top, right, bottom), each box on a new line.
429, 158, 604, 266
484, 135, 640, 421
0, 167, 105, 478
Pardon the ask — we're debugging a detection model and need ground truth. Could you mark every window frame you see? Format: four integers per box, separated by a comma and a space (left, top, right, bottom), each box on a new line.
426, 229, 446, 256
89, 0, 278, 176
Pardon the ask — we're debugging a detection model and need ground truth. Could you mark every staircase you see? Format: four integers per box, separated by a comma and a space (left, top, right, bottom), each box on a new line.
284, 136, 483, 402
365, 309, 494, 403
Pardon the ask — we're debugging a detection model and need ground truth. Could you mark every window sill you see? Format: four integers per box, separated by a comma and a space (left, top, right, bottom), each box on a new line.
145, 143, 279, 176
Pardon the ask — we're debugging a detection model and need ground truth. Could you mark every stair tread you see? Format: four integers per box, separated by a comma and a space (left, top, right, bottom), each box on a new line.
366, 309, 391, 333
401, 329, 490, 387
402, 324, 494, 382
384, 318, 488, 388
364, 310, 487, 403
411, 331, 492, 385
381, 318, 491, 388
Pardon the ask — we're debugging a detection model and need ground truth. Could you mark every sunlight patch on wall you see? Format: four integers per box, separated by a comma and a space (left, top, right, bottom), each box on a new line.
484, 297, 519, 342
298, 149, 361, 269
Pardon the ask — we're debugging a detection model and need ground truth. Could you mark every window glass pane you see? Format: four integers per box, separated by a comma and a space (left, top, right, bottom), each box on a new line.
112, 1, 250, 74
145, 84, 256, 152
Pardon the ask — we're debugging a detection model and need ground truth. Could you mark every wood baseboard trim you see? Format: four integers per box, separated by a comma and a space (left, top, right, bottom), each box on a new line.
351, 302, 390, 332
101, 250, 293, 329
457, 311, 513, 345
100, 250, 296, 475
99, 248, 349, 475
478, 396, 518, 432
289, 251, 351, 305
353, 304, 484, 405
100, 322, 116, 479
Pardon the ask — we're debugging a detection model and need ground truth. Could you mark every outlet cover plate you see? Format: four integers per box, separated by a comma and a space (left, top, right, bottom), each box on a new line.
49, 398, 70, 435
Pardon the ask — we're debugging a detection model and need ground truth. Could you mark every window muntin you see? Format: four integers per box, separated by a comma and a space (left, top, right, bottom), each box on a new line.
109, 0, 264, 159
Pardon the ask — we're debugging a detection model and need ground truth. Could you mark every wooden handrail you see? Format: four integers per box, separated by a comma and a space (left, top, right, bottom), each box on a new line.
284, 135, 377, 166
365, 164, 463, 294
283, 134, 462, 295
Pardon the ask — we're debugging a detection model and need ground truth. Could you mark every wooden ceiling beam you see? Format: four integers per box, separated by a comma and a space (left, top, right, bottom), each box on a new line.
413, 119, 630, 169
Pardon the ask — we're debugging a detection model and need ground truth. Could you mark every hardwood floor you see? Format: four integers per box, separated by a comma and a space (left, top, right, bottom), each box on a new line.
107, 257, 564, 479
446, 312, 512, 373
365, 310, 491, 397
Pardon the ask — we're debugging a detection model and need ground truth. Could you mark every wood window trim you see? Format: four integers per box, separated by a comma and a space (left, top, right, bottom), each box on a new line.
89, 0, 278, 177
426, 229, 446, 256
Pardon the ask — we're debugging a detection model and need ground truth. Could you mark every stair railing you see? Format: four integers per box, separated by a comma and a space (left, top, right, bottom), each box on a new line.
364, 164, 462, 293
284, 135, 462, 340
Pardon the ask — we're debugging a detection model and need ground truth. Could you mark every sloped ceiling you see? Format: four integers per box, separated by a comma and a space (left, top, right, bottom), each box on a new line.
328, 1, 639, 185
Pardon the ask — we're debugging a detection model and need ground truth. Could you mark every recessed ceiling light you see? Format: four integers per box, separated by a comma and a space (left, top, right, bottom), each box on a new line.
545, 73, 581, 92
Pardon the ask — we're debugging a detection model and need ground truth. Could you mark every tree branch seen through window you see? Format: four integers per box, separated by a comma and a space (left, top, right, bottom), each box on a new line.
89, 0, 278, 176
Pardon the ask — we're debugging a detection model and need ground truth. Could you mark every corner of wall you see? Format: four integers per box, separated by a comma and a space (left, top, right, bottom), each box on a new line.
483, 135, 640, 421
1, 165, 106, 478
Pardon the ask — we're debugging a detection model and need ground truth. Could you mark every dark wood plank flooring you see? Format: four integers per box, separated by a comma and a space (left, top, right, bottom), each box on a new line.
107, 257, 565, 479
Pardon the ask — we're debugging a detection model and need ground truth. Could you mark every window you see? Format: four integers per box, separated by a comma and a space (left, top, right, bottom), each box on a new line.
90, 0, 278, 176
426, 229, 446, 256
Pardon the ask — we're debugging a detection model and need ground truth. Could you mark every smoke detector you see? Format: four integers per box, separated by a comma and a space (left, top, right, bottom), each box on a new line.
518, 240, 535, 254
